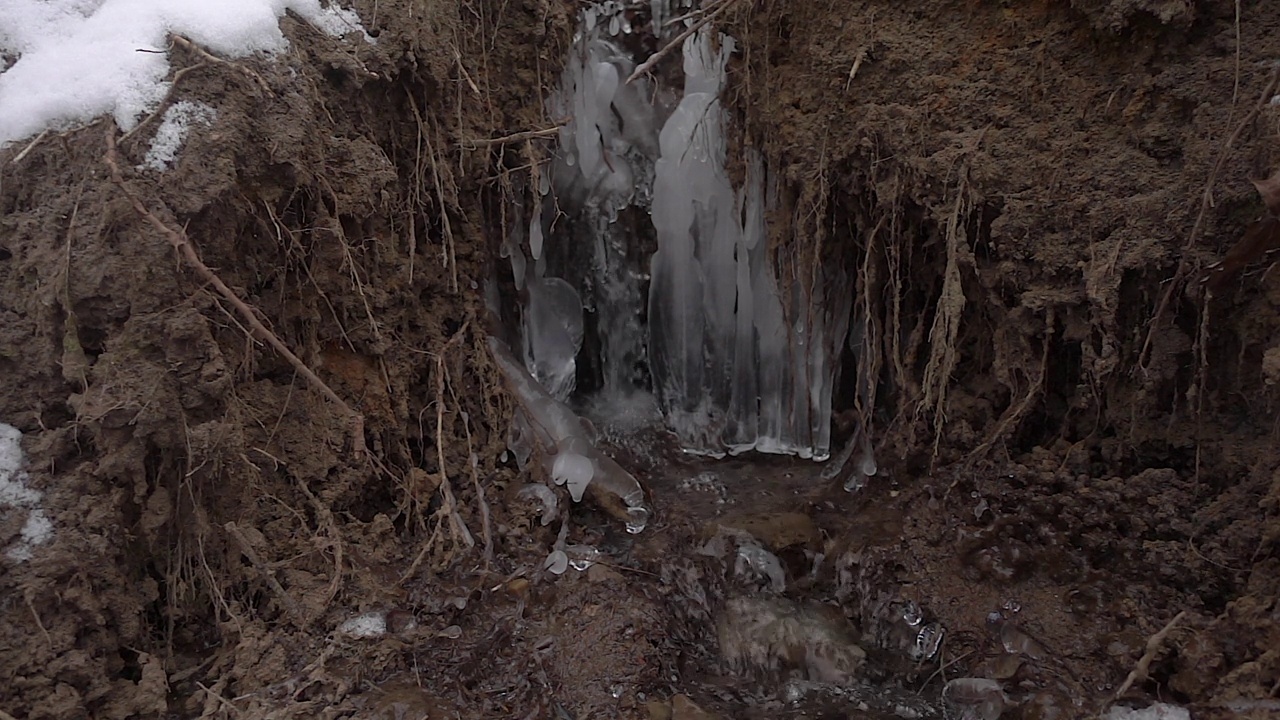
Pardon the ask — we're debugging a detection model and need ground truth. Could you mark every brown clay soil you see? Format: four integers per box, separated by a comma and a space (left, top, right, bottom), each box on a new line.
1, 1, 1279, 718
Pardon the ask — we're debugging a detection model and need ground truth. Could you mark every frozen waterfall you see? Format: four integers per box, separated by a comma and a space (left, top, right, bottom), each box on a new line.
508, 2, 858, 463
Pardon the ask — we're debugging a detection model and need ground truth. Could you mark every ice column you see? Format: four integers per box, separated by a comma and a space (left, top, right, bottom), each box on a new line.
544, 11, 659, 398
647, 30, 851, 460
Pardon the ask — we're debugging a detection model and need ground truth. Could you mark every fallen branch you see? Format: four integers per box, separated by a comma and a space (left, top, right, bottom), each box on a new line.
1113, 610, 1188, 700
104, 126, 366, 457
625, 0, 743, 85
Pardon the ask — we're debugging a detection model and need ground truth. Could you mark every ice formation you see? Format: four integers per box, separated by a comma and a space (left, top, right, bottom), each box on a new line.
542, 9, 658, 400
512, 2, 862, 463
520, 276, 584, 401
488, 337, 650, 533
645, 27, 852, 460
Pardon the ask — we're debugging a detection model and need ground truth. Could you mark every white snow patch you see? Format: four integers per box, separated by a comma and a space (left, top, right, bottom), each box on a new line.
140, 100, 217, 170
0, 423, 54, 562
0, 0, 372, 147
1105, 703, 1191, 720
338, 610, 387, 639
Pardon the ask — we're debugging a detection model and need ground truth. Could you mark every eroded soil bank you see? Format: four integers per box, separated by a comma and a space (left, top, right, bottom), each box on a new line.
1, 0, 1278, 718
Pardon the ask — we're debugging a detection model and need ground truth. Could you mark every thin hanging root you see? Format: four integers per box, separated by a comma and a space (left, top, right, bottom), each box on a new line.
444, 360, 494, 564
969, 311, 1053, 462
432, 350, 474, 550
294, 477, 345, 611
407, 95, 459, 293
104, 127, 366, 458
1112, 611, 1188, 701
1138, 66, 1280, 373
463, 126, 562, 148
920, 182, 969, 458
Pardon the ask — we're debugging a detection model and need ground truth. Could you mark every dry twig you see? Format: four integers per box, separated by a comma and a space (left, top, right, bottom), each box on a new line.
9, 130, 49, 165
625, 0, 743, 85
463, 126, 562, 148
104, 126, 366, 457
171, 35, 272, 94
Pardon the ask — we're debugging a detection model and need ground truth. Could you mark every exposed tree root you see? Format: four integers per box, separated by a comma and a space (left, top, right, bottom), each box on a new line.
104, 126, 367, 458
225, 521, 307, 628
920, 179, 970, 459
1112, 610, 1188, 701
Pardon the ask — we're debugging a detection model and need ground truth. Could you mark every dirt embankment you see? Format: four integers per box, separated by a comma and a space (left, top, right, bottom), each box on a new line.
0, 0, 1277, 718
732, 0, 1280, 713
0, 1, 578, 716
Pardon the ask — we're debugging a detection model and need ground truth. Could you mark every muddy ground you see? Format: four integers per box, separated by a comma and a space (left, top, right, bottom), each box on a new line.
1, 0, 1279, 718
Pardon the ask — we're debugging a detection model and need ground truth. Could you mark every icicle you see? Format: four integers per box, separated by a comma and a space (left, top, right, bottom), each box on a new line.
521, 277, 584, 402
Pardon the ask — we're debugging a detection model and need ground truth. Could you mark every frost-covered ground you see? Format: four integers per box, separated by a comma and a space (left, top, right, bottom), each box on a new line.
0, 0, 369, 147
0, 423, 51, 562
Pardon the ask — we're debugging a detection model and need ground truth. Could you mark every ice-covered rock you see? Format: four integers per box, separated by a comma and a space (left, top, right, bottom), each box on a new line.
488, 337, 650, 533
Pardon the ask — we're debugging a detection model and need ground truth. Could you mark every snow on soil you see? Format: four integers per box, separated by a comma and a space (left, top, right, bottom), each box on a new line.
140, 100, 217, 170
0, 0, 370, 148
0, 423, 52, 563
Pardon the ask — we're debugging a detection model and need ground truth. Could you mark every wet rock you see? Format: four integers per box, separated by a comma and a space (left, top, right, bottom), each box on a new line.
587, 563, 623, 583
1021, 691, 1069, 720
364, 681, 442, 720
647, 699, 673, 720
1104, 703, 1190, 720
997, 621, 1048, 660
734, 539, 787, 592
942, 678, 1008, 720
503, 577, 530, 596
717, 596, 865, 685
705, 511, 820, 551
980, 652, 1023, 680
671, 694, 720, 720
